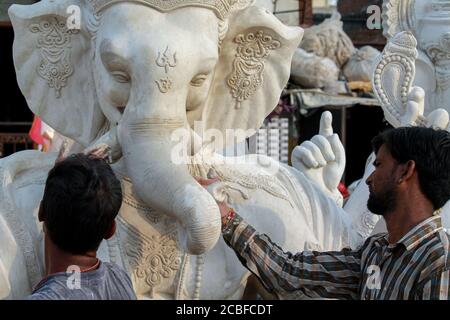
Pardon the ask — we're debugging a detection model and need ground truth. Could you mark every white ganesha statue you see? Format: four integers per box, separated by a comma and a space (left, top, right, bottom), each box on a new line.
383, 0, 450, 116
0, 0, 365, 300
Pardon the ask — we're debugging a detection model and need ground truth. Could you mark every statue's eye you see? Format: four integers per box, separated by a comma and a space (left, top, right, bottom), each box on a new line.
190, 74, 208, 87
111, 71, 130, 83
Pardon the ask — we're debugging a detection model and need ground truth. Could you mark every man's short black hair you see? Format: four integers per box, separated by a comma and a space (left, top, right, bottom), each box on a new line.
372, 127, 450, 210
41, 154, 123, 255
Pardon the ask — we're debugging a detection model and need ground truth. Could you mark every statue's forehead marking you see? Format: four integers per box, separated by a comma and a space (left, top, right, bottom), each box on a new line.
88, 0, 238, 20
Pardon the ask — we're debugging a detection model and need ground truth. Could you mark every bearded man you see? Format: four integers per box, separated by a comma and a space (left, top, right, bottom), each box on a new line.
200, 127, 450, 300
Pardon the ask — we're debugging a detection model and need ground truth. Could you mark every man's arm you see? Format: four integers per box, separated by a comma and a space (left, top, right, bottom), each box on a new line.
222, 211, 362, 300
413, 269, 450, 300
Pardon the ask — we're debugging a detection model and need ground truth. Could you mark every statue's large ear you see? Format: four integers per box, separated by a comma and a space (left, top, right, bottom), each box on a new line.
9, 0, 105, 147
202, 6, 303, 149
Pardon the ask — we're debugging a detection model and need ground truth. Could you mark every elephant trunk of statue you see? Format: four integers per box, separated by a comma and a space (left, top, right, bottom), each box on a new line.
8, 0, 305, 257
117, 96, 221, 255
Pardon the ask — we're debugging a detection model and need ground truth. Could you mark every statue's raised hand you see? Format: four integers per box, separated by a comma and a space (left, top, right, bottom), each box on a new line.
401, 86, 450, 130
291, 111, 346, 206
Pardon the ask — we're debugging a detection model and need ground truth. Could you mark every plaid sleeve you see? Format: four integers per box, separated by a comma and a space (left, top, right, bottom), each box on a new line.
414, 269, 450, 300
222, 213, 362, 299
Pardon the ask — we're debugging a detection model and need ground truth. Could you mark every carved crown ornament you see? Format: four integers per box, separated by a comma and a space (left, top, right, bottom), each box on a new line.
87, 0, 253, 20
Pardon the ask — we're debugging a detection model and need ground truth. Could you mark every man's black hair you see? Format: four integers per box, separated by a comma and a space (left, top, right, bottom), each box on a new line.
41, 154, 123, 255
372, 127, 450, 210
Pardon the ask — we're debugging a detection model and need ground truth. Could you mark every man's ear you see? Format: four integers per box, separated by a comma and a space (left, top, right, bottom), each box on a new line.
399, 160, 416, 183
104, 220, 116, 240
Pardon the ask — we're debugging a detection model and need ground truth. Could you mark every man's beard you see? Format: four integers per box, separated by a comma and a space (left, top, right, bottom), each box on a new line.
367, 186, 398, 216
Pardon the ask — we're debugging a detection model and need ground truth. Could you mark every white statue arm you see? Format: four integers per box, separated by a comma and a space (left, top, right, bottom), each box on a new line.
291, 111, 346, 207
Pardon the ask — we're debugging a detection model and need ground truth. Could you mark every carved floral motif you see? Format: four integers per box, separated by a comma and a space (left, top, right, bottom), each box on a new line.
29, 18, 79, 98
122, 221, 182, 298
155, 77, 173, 93
227, 31, 281, 108
426, 34, 450, 93
426, 33, 450, 65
